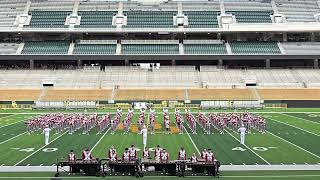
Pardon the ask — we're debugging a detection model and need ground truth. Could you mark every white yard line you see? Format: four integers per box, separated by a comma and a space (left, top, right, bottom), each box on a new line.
91, 127, 111, 151
0, 132, 26, 145
183, 126, 201, 156
0, 114, 36, 129
267, 131, 320, 159
226, 131, 271, 165
0, 120, 23, 129
269, 117, 320, 137
0, 114, 17, 120
14, 132, 67, 166
279, 113, 320, 125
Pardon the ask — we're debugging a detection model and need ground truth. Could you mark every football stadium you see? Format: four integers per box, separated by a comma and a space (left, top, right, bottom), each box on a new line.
0, 0, 320, 179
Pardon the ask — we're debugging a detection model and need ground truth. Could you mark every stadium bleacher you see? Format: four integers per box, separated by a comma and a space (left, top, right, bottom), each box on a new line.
21, 41, 69, 54
258, 89, 320, 100
226, 11, 273, 23
184, 11, 220, 28
229, 42, 281, 54
0, 89, 41, 101
0, 0, 319, 102
0, 0, 27, 27
183, 40, 227, 54
1, 67, 320, 89
76, 11, 117, 28
27, 11, 71, 28
275, 0, 320, 22
74, 40, 117, 54
43, 89, 112, 101
124, 10, 177, 28
121, 40, 180, 54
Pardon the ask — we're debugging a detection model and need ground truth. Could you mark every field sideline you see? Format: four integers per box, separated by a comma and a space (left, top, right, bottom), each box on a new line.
0, 171, 320, 180
0, 108, 320, 178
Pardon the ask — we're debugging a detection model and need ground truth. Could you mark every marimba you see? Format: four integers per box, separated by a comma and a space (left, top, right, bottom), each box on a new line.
144, 160, 177, 175
57, 159, 101, 176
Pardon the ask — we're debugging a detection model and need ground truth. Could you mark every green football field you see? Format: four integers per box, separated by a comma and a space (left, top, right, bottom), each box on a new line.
0, 108, 320, 178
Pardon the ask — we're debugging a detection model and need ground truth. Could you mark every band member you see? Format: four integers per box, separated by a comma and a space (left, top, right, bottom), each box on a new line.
205, 149, 215, 163
149, 108, 155, 134
122, 148, 130, 162
68, 150, 76, 161
109, 149, 117, 162
178, 147, 187, 160
117, 107, 122, 116
190, 153, 198, 163
164, 116, 170, 134
202, 149, 208, 159
205, 149, 215, 176
143, 147, 150, 160
82, 147, 93, 161
163, 107, 169, 127
190, 153, 198, 176
108, 145, 117, 159
43, 125, 51, 145
160, 149, 169, 162
205, 118, 211, 134
238, 124, 247, 145
154, 145, 162, 161
129, 145, 137, 161
141, 125, 148, 149
128, 107, 134, 114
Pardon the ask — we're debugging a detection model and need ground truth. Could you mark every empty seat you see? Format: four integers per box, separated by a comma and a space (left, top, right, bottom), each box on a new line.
188, 89, 256, 100
227, 11, 273, 23
74, 43, 117, 54
230, 42, 281, 54
124, 10, 176, 28
76, 11, 117, 28
43, 89, 112, 101
184, 44, 227, 54
275, 0, 320, 22
258, 89, 320, 100
22, 41, 69, 54
27, 11, 71, 28
122, 44, 179, 54
184, 11, 220, 28
0, 89, 41, 101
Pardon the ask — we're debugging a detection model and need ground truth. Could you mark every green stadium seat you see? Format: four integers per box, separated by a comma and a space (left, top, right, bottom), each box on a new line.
122, 44, 179, 54
27, 11, 71, 28
75, 11, 117, 28
184, 11, 220, 28
226, 11, 273, 23
230, 42, 281, 54
184, 44, 227, 54
22, 41, 69, 54
74, 43, 117, 54
124, 11, 176, 28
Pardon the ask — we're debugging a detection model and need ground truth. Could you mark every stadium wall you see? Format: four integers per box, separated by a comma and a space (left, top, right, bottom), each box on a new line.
265, 100, 320, 108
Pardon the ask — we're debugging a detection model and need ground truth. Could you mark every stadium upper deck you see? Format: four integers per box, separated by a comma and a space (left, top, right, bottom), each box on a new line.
0, 0, 320, 67
0, 0, 320, 32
